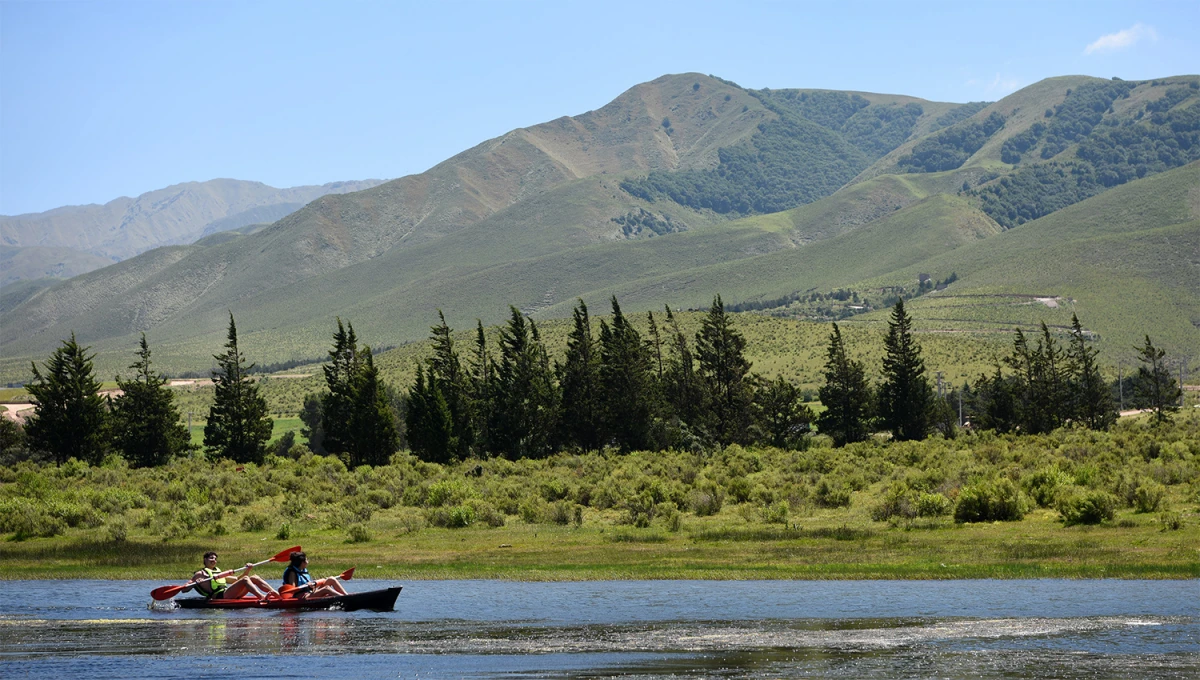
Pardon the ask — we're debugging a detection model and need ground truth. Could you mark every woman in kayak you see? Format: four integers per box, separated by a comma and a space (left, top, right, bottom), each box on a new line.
282, 551, 348, 598
183, 551, 280, 600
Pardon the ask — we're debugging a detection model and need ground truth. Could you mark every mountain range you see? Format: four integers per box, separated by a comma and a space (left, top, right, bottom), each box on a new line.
0, 178, 386, 285
1, 72, 1197, 383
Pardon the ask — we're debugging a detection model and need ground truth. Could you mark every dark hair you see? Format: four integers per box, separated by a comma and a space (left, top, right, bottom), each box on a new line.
203, 551, 218, 560
289, 551, 307, 567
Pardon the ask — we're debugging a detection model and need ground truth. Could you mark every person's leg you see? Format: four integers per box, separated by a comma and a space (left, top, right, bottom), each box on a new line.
221, 579, 255, 599
315, 578, 348, 595
247, 574, 279, 595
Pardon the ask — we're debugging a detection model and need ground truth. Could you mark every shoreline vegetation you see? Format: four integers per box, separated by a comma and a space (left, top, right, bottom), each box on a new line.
2, 410, 1197, 582
2, 298, 1196, 582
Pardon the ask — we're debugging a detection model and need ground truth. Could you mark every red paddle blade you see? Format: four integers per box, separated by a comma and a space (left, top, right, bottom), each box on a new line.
271, 545, 303, 562
150, 584, 184, 601
339, 567, 355, 581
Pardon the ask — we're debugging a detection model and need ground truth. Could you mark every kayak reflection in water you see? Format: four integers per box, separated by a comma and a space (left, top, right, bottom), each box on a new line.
282, 551, 349, 598
184, 550, 280, 600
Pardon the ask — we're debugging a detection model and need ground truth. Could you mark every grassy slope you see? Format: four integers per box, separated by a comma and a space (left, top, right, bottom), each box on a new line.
858, 161, 1200, 360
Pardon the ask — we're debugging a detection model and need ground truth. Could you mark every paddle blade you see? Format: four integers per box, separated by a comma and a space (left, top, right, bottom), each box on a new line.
339, 567, 355, 581
271, 545, 303, 562
150, 584, 184, 601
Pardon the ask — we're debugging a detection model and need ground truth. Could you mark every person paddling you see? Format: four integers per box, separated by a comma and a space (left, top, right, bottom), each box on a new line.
282, 551, 348, 598
183, 551, 280, 600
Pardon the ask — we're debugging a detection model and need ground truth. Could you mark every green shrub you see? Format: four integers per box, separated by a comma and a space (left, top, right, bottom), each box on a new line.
727, 477, 752, 503
1132, 480, 1166, 513
815, 478, 852, 508
688, 482, 724, 516
427, 479, 470, 507
240, 511, 271, 532
1023, 466, 1072, 507
1058, 490, 1117, 526
761, 501, 789, 524
518, 499, 547, 524
871, 483, 915, 521
1157, 510, 1183, 531
915, 492, 953, 517
954, 479, 1029, 523
547, 501, 573, 526
275, 522, 291, 540
347, 524, 372, 543
468, 499, 506, 527
105, 516, 128, 542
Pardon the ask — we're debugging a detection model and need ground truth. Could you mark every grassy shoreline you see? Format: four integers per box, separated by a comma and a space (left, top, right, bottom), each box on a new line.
3, 510, 1197, 581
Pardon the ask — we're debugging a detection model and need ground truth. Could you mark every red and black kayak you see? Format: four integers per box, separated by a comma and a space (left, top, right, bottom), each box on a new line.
176, 586, 401, 612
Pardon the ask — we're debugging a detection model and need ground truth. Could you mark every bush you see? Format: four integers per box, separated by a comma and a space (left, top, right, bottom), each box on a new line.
761, 501, 789, 524
915, 492, 953, 517
1157, 510, 1183, 531
240, 511, 271, 532
1058, 490, 1117, 526
871, 483, 915, 521
1023, 466, 1072, 507
547, 501, 573, 526
105, 516, 128, 542
954, 479, 1029, 522
347, 524, 372, 543
815, 478, 852, 508
427, 479, 470, 508
688, 482, 724, 516
727, 477, 752, 503
275, 522, 291, 540
1133, 480, 1166, 513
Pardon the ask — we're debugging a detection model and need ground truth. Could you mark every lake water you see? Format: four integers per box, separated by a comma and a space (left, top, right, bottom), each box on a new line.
0, 579, 1196, 678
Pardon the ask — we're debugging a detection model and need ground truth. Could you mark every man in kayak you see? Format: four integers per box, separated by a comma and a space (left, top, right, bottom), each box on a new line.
282, 551, 348, 598
183, 551, 280, 600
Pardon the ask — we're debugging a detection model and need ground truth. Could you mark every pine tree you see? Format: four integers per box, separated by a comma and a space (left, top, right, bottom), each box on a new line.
1133, 335, 1182, 424
111, 333, 190, 467
490, 307, 558, 458
752, 374, 814, 449
348, 346, 399, 466
299, 393, 326, 454
599, 296, 655, 451
695, 295, 754, 445
320, 318, 360, 456
405, 365, 454, 463
204, 314, 272, 464
662, 307, 706, 427
879, 299, 932, 441
1066, 314, 1115, 430
971, 366, 1019, 433
816, 323, 872, 447
557, 300, 603, 451
25, 332, 109, 465
467, 320, 494, 455
1006, 324, 1069, 433
427, 311, 473, 459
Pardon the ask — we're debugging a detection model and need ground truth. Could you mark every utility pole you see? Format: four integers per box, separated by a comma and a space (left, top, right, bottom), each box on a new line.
958, 387, 964, 428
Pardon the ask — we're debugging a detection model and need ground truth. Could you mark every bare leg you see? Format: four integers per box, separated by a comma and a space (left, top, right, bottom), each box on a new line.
245, 574, 279, 596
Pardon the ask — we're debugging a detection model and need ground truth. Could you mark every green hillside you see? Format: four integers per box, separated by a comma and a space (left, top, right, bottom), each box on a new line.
1, 73, 1196, 387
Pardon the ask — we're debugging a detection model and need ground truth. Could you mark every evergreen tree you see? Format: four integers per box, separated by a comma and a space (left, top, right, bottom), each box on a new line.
320, 318, 360, 456
752, 374, 814, 449
490, 307, 558, 458
405, 365, 455, 463
1066, 314, 1116, 430
971, 366, 1019, 433
557, 300, 603, 451
204, 315, 272, 463
879, 299, 932, 441
816, 323, 872, 447
25, 332, 109, 465
348, 346, 399, 466
299, 393, 326, 454
662, 307, 706, 428
1006, 324, 1069, 433
111, 333, 190, 467
427, 311, 473, 459
599, 297, 655, 451
467, 320, 494, 455
1133, 335, 1182, 424
695, 295, 754, 445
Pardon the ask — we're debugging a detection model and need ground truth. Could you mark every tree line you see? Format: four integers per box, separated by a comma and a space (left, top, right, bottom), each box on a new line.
4, 297, 1185, 469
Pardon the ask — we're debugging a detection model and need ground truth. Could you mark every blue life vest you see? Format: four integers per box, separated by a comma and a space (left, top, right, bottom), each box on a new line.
283, 565, 312, 588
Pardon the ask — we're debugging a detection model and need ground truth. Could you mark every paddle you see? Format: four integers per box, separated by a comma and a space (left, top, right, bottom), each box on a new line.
150, 545, 301, 600
280, 567, 356, 596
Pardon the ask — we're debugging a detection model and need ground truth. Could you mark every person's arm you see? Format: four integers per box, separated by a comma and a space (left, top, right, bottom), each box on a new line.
182, 570, 205, 592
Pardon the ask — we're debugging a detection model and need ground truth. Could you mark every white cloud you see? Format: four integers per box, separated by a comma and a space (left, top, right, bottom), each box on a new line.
1084, 23, 1158, 55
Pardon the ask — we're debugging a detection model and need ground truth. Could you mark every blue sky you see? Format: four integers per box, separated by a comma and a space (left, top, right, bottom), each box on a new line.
2, 0, 1196, 215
